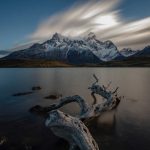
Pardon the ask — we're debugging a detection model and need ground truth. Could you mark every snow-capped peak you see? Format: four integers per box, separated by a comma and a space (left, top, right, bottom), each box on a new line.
47, 32, 120, 61
120, 48, 138, 57
51, 33, 64, 41
87, 32, 97, 40
104, 40, 117, 49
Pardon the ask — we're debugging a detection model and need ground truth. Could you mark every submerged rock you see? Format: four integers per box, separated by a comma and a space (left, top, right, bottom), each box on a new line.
44, 94, 62, 100
32, 86, 41, 91
12, 92, 33, 96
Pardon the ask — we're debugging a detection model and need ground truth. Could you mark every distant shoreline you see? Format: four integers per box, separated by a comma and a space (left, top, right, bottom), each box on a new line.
0, 57, 150, 67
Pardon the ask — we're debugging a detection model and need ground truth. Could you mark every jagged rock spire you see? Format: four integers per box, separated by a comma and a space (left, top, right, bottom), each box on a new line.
51, 32, 63, 41
87, 32, 97, 40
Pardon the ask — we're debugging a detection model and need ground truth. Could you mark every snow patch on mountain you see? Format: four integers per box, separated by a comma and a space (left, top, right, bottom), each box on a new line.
120, 48, 138, 57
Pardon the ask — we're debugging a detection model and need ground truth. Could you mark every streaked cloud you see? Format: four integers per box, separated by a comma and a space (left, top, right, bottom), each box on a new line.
29, 0, 150, 50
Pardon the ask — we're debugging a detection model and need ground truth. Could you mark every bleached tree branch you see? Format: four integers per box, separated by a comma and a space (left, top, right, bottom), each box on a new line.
30, 74, 121, 150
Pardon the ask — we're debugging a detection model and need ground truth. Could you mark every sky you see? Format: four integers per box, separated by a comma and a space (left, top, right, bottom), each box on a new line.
0, 0, 149, 50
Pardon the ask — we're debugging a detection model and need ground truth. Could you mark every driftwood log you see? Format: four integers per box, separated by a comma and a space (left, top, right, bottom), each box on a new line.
30, 74, 121, 150
45, 110, 99, 150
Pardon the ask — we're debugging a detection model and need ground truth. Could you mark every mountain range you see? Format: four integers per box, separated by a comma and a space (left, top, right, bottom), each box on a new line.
1, 33, 150, 65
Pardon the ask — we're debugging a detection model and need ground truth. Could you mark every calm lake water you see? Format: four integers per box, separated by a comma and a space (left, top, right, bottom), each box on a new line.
0, 68, 150, 150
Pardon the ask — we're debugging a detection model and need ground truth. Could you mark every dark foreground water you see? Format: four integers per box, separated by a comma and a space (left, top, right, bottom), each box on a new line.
0, 68, 150, 150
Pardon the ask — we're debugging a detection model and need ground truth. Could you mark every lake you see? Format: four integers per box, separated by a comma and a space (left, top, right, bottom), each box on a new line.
0, 68, 150, 150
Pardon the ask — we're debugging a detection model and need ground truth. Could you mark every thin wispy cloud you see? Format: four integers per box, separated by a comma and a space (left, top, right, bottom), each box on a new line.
29, 0, 150, 49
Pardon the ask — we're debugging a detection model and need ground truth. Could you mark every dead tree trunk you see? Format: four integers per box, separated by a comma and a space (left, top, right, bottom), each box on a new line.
30, 74, 121, 150
45, 110, 99, 150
